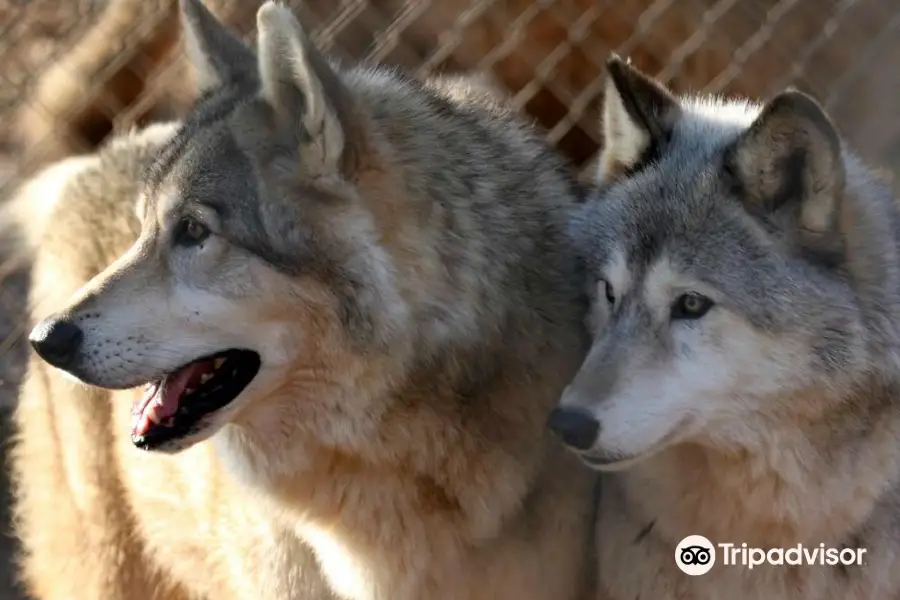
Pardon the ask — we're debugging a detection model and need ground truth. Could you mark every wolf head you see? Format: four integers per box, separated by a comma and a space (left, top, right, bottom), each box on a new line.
26, 0, 420, 453
28, 0, 583, 465
548, 56, 900, 470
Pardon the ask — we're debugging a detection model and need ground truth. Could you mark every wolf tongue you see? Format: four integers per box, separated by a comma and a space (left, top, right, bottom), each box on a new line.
132, 382, 158, 418
161, 362, 207, 406
132, 360, 213, 437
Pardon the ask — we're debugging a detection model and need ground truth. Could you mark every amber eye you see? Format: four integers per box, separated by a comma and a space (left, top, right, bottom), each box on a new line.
671, 292, 714, 320
174, 217, 210, 247
600, 279, 615, 305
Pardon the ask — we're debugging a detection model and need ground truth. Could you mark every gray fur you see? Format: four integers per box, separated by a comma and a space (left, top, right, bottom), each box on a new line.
571, 83, 900, 380
19, 2, 598, 598
41, 0, 588, 390
157, 7, 580, 340
559, 57, 900, 599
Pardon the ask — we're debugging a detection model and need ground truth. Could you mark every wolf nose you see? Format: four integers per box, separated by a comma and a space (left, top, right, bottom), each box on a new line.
29, 318, 84, 369
546, 407, 599, 451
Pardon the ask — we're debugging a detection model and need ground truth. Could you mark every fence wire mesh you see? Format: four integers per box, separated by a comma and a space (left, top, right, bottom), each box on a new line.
3, 0, 900, 190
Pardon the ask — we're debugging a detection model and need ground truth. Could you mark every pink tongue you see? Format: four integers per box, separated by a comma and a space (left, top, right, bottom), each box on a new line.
131, 360, 214, 437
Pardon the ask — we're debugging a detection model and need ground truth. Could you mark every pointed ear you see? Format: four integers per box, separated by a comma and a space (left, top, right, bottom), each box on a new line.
598, 55, 682, 183
256, 2, 363, 176
724, 89, 844, 236
179, 0, 256, 92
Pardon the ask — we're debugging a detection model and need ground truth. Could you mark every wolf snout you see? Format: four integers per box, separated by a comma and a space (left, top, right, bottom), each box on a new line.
29, 317, 84, 370
546, 407, 599, 451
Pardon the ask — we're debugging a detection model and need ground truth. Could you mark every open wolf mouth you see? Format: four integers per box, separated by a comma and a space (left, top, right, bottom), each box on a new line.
131, 349, 261, 450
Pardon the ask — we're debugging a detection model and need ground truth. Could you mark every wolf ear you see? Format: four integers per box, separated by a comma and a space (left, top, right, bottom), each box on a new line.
598, 55, 681, 183
256, 2, 362, 176
179, 0, 256, 92
725, 89, 844, 235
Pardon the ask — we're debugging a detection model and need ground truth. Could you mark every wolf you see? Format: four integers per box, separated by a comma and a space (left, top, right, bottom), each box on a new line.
14, 1, 598, 598
547, 56, 900, 599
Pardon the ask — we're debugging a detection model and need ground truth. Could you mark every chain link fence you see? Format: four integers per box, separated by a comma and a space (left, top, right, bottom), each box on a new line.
0, 0, 898, 595
3, 0, 900, 191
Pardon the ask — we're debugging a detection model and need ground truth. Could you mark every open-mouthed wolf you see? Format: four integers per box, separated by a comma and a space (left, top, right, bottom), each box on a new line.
13, 1, 598, 598
546, 55, 900, 599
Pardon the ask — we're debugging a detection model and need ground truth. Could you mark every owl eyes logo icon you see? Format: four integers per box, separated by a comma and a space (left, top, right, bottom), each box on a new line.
675, 535, 716, 576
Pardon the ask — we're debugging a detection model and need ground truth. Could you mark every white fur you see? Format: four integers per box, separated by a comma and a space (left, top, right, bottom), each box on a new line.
181, 14, 224, 91
256, 2, 345, 174
563, 251, 819, 466
604, 249, 631, 298
2, 155, 99, 251
597, 78, 650, 183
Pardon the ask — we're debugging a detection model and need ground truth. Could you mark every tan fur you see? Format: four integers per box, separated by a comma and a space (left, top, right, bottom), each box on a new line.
594, 382, 900, 599
10, 125, 338, 600
11, 4, 598, 596
12, 128, 597, 600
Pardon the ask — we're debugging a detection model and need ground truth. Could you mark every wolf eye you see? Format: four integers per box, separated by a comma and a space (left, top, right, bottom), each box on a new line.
671, 293, 714, 320
599, 279, 615, 304
175, 217, 210, 247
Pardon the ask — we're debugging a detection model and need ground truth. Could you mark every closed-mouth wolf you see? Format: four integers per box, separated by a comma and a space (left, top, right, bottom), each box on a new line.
548, 56, 900, 598
14, 1, 598, 598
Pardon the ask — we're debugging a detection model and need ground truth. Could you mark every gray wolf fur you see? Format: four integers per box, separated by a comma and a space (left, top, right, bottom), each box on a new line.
549, 56, 900, 599
13, 1, 597, 598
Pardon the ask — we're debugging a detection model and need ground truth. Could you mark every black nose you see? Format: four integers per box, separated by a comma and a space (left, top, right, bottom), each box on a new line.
28, 318, 83, 369
546, 407, 600, 451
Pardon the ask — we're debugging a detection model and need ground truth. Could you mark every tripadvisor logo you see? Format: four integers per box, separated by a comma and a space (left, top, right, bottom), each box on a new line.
675, 535, 867, 575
